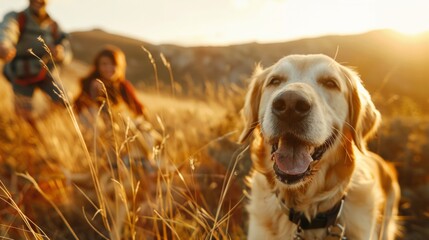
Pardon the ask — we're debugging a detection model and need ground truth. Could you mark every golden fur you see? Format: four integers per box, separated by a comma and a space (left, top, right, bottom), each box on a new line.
240, 54, 400, 239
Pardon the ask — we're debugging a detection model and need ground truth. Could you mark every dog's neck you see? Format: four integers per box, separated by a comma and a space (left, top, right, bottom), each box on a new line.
275, 189, 346, 233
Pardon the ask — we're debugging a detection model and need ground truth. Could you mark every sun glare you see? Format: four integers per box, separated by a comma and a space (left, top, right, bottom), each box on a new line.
385, 20, 429, 36
3, 0, 429, 46
375, 0, 429, 36
232, 0, 249, 9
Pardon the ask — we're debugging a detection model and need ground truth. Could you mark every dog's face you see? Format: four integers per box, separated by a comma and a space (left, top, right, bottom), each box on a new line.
240, 54, 380, 187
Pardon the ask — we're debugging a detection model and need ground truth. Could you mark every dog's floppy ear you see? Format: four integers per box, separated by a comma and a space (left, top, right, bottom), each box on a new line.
238, 64, 266, 143
342, 66, 381, 151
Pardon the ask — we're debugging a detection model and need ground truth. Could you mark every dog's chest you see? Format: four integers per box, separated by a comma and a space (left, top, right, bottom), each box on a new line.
247, 172, 335, 240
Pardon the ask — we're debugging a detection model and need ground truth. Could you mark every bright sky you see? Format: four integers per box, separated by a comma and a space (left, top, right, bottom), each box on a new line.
1, 0, 429, 46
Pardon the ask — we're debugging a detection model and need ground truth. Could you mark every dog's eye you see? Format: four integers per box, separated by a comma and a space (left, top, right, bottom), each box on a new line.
268, 76, 283, 86
321, 78, 339, 90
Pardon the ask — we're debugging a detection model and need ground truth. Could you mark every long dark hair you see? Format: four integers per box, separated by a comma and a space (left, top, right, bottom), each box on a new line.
80, 45, 127, 94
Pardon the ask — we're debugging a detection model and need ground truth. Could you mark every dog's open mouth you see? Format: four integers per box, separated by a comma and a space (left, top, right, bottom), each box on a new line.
271, 133, 337, 184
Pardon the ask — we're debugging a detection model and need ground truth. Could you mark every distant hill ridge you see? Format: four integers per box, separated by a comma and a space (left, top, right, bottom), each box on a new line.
70, 29, 429, 111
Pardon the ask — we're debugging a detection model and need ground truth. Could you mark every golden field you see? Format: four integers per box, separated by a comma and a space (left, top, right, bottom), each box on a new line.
1, 30, 429, 239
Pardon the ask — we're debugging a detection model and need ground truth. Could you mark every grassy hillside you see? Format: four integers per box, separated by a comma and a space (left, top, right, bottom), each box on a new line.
0, 65, 248, 239
71, 29, 429, 113
1, 30, 428, 239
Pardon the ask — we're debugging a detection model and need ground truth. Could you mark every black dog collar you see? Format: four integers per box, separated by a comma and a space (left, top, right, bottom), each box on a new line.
288, 196, 345, 230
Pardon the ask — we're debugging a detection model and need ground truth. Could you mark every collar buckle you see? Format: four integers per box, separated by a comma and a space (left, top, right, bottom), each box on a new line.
326, 222, 347, 240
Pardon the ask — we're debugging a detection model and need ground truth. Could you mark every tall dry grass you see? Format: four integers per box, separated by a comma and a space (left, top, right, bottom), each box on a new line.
0, 44, 249, 240
4, 40, 427, 240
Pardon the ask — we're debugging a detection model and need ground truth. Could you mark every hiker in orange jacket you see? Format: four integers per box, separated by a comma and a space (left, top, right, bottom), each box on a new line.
74, 45, 147, 118
0, 0, 72, 124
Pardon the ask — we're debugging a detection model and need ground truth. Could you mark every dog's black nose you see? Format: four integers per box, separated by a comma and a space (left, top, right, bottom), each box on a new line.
272, 91, 311, 120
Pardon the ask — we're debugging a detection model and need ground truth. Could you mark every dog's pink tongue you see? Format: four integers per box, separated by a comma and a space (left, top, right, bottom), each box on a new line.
273, 140, 312, 175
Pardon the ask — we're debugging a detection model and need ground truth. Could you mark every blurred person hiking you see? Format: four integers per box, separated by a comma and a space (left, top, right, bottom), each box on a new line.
0, 0, 72, 125
74, 45, 147, 118
74, 45, 160, 165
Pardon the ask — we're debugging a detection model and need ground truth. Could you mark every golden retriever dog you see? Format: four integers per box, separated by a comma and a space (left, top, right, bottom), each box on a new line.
239, 54, 400, 240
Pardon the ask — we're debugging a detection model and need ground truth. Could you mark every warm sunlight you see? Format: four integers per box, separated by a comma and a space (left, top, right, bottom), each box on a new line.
239, 0, 429, 44
1, 0, 429, 45
1, 0, 429, 239
373, 0, 429, 35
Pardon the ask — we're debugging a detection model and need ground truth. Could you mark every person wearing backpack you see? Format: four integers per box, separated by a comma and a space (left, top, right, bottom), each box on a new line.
0, 0, 72, 125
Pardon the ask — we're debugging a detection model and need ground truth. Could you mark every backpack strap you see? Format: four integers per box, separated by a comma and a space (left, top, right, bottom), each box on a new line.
16, 11, 61, 43
17, 11, 26, 42
2, 12, 26, 82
